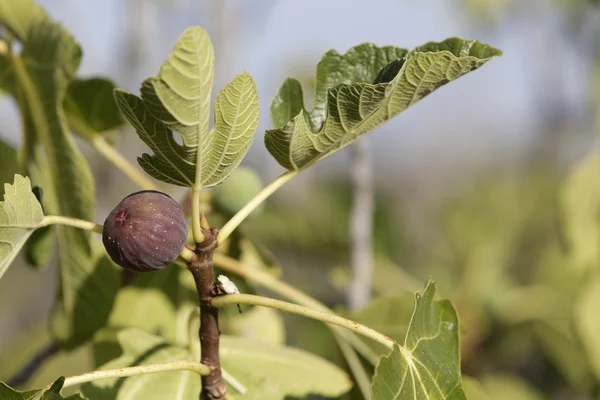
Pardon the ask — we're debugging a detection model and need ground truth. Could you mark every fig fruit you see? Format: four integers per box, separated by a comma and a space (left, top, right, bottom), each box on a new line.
102, 190, 188, 272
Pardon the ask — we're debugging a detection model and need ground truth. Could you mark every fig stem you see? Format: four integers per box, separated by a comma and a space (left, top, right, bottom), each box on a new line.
188, 227, 226, 400
191, 187, 206, 243
211, 294, 394, 350
60, 360, 211, 389
179, 246, 195, 262
39, 216, 103, 233
212, 253, 380, 365
217, 170, 298, 245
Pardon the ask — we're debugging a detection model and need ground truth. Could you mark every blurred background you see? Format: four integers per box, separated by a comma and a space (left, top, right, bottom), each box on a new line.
2, 0, 600, 399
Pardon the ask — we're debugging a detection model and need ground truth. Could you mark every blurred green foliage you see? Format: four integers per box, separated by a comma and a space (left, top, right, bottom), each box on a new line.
2, 0, 600, 398
238, 160, 600, 399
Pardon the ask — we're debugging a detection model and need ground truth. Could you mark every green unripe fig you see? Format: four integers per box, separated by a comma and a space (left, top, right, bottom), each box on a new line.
212, 167, 264, 216
102, 190, 188, 272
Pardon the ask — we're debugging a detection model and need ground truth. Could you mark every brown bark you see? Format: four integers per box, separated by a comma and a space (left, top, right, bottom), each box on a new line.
188, 227, 226, 400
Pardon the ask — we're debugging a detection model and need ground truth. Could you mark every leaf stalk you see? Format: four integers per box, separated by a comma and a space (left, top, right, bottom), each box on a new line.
217, 170, 298, 244
211, 294, 394, 350
191, 187, 206, 243
213, 253, 380, 364
39, 215, 103, 233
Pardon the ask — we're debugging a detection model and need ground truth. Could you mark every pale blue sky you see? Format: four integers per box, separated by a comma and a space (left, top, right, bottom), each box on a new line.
2, 0, 594, 187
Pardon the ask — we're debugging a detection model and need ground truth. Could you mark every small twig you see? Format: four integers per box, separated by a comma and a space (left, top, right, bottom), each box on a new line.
6, 341, 59, 387
348, 139, 374, 310
221, 368, 247, 395
188, 227, 226, 400
211, 294, 394, 350
61, 360, 210, 389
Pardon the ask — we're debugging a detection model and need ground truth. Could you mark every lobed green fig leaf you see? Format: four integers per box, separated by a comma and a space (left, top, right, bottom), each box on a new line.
266, 39, 501, 170
0, 0, 120, 348
0, 377, 84, 400
219, 335, 352, 399
84, 328, 351, 400
115, 27, 259, 189
82, 328, 201, 400
371, 280, 466, 399
112, 90, 196, 186
0, 175, 44, 280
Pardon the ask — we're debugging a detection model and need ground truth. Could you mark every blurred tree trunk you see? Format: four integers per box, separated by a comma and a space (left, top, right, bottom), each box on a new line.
348, 139, 374, 310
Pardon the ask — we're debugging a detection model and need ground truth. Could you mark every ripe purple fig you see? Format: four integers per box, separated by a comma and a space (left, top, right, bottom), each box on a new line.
102, 190, 188, 272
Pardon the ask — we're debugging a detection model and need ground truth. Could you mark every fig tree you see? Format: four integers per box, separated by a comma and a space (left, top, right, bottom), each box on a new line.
102, 190, 188, 272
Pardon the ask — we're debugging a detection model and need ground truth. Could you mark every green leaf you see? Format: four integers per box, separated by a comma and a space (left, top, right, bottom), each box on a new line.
348, 293, 415, 356
24, 226, 54, 268
561, 149, 600, 273
82, 328, 200, 400
220, 335, 352, 399
0, 139, 19, 196
0, 174, 44, 280
24, 160, 55, 269
0, 2, 120, 348
461, 376, 490, 399
0, 377, 84, 400
113, 90, 196, 186
84, 328, 351, 400
466, 374, 544, 400
534, 321, 595, 393
266, 38, 501, 170
222, 307, 285, 346
0, 0, 48, 41
64, 77, 124, 138
575, 276, 600, 381
49, 247, 120, 350
142, 27, 214, 147
116, 27, 259, 188
371, 280, 466, 399
106, 266, 196, 346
